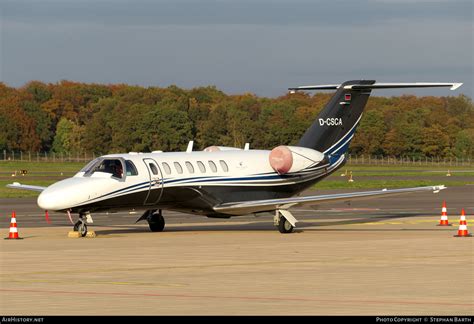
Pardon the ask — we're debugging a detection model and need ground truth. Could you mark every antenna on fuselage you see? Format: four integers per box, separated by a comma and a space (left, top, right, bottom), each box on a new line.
186, 141, 194, 153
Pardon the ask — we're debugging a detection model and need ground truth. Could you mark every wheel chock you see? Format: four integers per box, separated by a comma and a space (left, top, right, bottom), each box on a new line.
85, 231, 96, 238
68, 231, 81, 238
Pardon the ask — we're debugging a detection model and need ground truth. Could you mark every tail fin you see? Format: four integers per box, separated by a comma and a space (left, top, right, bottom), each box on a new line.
290, 80, 462, 163
296, 80, 374, 162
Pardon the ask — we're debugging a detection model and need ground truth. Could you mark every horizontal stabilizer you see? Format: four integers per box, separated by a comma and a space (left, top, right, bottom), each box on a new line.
288, 84, 340, 92
289, 82, 462, 92
344, 82, 463, 91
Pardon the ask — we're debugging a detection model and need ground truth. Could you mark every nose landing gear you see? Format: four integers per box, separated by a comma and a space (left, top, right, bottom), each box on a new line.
73, 219, 87, 237
72, 212, 93, 237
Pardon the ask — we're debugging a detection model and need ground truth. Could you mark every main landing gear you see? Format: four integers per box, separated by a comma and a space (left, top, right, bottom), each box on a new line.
73, 211, 93, 237
274, 209, 298, 234
136, 209, 165, 232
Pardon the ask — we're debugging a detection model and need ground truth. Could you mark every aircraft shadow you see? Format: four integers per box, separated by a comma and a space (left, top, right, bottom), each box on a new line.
298, 212, 426, 227
91, 212, 439, 235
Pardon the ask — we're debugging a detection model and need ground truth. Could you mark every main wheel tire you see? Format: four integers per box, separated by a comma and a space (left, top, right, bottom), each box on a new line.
74, 221, 88, 237
148, 214, 165, 232
278, 216, 294, 234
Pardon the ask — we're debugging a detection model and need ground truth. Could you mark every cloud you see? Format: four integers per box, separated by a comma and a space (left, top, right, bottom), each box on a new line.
2, 0, 472, 27
1, 0, 472, 98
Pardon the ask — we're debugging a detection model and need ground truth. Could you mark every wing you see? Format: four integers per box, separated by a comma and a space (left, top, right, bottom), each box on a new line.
213, 185, 446, 215
6, 182, 47, 192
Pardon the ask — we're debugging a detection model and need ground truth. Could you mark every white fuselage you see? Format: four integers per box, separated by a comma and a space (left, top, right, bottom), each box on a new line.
37, 148, 336, 214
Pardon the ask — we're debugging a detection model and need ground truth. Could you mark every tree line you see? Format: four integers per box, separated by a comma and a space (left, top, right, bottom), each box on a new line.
0, 81, 473, 158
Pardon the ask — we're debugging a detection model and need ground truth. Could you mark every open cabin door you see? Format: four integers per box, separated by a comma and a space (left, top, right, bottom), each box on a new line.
143, 158, 164, 206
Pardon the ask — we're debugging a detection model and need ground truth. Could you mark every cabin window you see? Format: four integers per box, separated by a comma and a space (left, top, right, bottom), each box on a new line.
197, 161, 206, 173
185, 161, 194, 173
208, 160, 217, 173
149, 163, 159, 175
162, 162, 172, 175
219, 160, 229, 172
125, 160, 138, 176
174, 162, 183, 174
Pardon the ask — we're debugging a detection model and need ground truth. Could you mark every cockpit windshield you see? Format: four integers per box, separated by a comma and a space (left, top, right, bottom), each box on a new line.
80, 158, 124, 179
80, 158, 100, 173
96, 160, 123, 178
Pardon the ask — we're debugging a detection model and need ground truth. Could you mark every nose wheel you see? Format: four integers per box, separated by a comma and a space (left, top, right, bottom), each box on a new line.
72, 212, 93, 237
73, 220, 88, 237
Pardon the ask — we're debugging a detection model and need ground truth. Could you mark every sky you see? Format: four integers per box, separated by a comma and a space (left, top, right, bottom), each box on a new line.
1, 0, 473, 98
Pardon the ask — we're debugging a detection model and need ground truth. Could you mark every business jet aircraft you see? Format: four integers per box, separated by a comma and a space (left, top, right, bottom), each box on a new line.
8, 80, 461, 235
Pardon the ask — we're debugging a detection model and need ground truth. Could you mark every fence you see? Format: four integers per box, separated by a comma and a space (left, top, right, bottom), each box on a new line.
1, 150, 99, 163
346, 154, 473, 167
0, 150, 473, 167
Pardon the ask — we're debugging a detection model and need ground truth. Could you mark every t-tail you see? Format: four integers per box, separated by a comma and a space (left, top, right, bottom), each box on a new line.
289, 80, 462, 164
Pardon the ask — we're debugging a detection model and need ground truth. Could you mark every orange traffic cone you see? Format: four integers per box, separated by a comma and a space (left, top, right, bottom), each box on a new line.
5, 211, 22, 240
459, 209, 467, 226
437, 201, 451, 226
454, 212, 472, 237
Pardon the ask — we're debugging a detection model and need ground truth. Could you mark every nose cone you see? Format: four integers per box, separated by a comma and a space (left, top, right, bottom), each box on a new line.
37, 177, 103, 211
37, 180, 77, 211
37, 188, 57, 211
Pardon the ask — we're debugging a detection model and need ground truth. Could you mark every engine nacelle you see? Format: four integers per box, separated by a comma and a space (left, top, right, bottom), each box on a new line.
204, 146, 242, 152
269, 146, 326, 174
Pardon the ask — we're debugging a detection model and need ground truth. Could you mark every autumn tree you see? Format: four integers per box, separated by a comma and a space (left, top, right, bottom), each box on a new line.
52, 118, 84, 154
0, 80, 472, 159
454, 129, 474, 158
